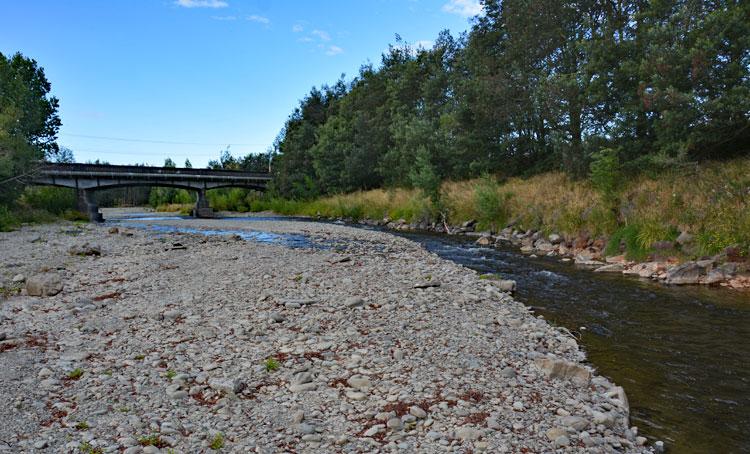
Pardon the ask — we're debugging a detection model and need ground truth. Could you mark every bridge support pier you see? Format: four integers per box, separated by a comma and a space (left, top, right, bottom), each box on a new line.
77, 189, 103, 222
193, 189, 215, 218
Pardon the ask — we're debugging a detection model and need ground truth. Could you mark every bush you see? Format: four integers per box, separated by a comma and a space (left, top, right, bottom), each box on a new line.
589, 148, 623, 213
473, 175, 512, 231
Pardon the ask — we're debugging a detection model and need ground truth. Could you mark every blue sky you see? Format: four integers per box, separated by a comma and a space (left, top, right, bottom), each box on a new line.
1, 0, 481, 167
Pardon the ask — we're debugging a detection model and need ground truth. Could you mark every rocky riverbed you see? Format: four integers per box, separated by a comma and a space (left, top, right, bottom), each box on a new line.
1, 217, 654, 453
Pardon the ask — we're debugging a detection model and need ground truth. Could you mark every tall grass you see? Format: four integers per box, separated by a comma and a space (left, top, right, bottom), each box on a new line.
150, 158, 750, 258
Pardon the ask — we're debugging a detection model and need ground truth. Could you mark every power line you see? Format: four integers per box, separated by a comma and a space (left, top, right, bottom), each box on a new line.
60, 133, 269, 147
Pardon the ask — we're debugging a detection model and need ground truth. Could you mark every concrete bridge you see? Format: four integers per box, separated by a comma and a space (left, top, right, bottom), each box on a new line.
30, 163, 271, 221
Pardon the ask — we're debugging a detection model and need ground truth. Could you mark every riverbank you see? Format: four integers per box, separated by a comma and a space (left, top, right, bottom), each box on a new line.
0, 216, 653, 452
153, 158, 749, 290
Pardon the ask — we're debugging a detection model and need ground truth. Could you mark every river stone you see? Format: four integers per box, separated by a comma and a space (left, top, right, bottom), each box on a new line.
414, 280, 441, 289
665, 262, 703, 284
26, 272, 63, 297
409, 406, 427, 419
455, 427, 482, 441
534, 357, 591, 386
594, 263, 624, 273
560, 416, 589, 431
475, 236, 493, 246
68, 242, 101, 256
346, 375, 371, 390
208, 377, 245, 395
11, 274, 25, 283
344, 296, 365, 308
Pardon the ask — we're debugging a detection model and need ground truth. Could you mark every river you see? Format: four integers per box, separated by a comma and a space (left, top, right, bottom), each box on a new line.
109, 211, 750, 453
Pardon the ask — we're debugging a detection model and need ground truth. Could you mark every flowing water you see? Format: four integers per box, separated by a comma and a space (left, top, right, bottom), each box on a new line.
110, 212, 750, 453
396, 232, 750, 454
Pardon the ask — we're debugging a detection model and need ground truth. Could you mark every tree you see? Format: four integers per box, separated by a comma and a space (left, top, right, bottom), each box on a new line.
55, 146, 75, 163
163, 157, 176, 168
0, 52, 61, 205
184, 158, 192, 168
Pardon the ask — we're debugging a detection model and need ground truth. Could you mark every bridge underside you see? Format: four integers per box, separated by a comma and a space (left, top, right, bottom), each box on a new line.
29, 163, 271, 222
33, 178, 267, 222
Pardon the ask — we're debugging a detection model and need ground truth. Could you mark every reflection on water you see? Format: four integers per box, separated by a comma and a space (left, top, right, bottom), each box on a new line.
399, 232, 750, 454
112, 220, 319, 249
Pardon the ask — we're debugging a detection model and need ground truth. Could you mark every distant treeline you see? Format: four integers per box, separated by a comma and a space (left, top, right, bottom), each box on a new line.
271, 0, 750, 199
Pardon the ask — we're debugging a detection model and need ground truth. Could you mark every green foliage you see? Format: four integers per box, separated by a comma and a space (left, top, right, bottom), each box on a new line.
79, 441, 103, 454
75, 421, 90, 430
0, 51, 61, 206
473, 175, 512, 231
605, 225, 649, 261
589, 148, 623, 208
264, 357, 280, 372
209, 433, 224, 450
67, 368, 84, 380
165, 370, 176, 380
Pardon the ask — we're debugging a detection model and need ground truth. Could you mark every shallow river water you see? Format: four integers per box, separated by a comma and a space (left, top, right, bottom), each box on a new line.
111, 213, 750, 453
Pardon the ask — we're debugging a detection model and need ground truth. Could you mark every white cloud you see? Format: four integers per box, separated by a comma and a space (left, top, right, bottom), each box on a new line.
175, 0, 228, 8
211, 15, 236, 20
247, 14, 270, 24
292, 24, 304, 33
326, 45, 343, 56
441, 0, 483, 18
311, 29, 331, 42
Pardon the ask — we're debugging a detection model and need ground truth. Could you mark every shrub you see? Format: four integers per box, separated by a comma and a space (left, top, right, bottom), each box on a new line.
473, 175, 512, 231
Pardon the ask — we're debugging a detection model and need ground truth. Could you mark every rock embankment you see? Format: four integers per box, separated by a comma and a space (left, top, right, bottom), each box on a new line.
1, 219, 652, 453
357, 217, 749, 289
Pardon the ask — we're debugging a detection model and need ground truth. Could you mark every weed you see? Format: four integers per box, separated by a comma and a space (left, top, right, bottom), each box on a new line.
264, 357, 280, 372
165, 370, 177, 380
209, 433, 224, 450
67, 368, 84, 380
79, 441, 103, 454
138, 434, 168, 448
75, 421, 89, 430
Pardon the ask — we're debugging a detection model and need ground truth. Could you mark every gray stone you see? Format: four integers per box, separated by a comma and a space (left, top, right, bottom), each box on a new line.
414, 280, 441, 289
11, 274, 25, 283
208, 377, 245, 395
665, 262, 703, 285
68, 242, 101, 256
346, 375, 371, 390
269, 312, 286, 323
291, 372, 314, 385
291, 410, 305, 424
560, 416, 589, 431
594, 263, 625, 273
548, 233, 562, 244
409, 406, 427, 419
455, 427, 482, 441
344, 296, 365, 308
386, 417, 403, 429
535, 357, 591, 386
298, 423, 316, 435
26, 272, 63, 297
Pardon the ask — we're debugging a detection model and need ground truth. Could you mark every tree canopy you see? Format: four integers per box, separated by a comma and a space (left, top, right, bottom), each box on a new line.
0, 51, 61, 205
271, 0, 750, 199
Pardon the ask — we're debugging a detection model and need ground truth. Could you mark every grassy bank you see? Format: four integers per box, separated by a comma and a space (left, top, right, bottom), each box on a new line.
0, 187, 86, 232
155, 158, 750, 260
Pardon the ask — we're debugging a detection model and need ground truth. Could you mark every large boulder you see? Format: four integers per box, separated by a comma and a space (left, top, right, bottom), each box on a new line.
26, 272, 63, 297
